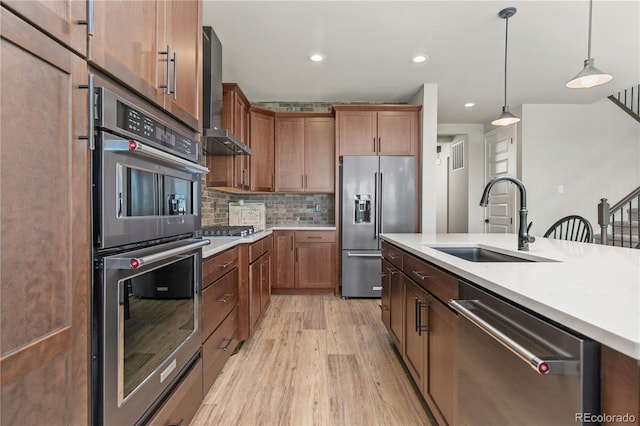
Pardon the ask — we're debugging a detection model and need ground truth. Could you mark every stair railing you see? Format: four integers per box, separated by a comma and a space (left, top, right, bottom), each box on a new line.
598, 186, 640, 247
608, 85, 640, 123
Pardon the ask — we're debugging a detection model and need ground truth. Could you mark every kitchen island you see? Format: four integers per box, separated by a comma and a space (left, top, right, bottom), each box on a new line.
381, 232, 640, 425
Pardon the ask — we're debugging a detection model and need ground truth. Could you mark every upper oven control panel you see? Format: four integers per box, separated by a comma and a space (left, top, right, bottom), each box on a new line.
95, 88, 200, 163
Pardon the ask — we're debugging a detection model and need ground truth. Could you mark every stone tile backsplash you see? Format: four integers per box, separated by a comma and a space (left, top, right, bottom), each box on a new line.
202, 188, 335, 228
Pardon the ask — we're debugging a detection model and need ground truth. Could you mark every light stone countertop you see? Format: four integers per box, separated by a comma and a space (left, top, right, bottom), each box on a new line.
380, 232, 640, 360
201, 226, 336, 258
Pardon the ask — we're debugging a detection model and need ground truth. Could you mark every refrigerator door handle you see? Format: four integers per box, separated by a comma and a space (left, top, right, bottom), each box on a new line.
346, 252, 382, 258
373, 172, 378, 240
379, 172, 383, 235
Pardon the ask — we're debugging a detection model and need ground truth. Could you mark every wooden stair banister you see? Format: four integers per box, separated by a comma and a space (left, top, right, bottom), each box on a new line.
598, 186, 640, 248
608, 85, 640, 123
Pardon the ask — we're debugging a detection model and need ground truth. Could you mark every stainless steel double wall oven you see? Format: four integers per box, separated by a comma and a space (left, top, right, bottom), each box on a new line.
92, 87, 208, 425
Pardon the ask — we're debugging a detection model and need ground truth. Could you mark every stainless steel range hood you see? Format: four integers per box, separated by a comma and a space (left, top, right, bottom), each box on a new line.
202, 26, 251, 156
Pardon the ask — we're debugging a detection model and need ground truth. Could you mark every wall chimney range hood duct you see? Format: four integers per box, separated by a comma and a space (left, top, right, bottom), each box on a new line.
202, 26, 251, 156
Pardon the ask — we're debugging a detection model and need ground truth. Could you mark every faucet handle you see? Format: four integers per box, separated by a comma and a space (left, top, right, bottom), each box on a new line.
527, 222, 536, 243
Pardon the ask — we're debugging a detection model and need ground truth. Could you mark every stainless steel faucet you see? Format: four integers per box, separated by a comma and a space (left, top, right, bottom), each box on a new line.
480, 176, 535, 251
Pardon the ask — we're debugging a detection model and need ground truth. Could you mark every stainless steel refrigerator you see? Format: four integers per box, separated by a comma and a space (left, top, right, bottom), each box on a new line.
341, 156, 417, 297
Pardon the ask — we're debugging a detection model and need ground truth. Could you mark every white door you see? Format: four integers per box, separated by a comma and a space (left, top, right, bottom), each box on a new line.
484, 127, 517, 233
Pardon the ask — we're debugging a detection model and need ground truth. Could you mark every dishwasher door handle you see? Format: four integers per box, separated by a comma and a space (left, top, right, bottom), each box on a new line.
450, 299, 562, 375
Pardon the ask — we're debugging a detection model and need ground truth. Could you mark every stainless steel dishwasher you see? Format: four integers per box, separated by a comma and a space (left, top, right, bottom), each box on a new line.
449, 281, 599, 425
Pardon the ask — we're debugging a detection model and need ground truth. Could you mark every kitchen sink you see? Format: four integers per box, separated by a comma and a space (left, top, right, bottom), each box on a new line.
427, 245, 554, 263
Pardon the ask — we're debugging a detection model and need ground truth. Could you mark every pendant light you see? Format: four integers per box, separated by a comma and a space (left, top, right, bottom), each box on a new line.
492, 7, 520, 127
566, 0, 613, 88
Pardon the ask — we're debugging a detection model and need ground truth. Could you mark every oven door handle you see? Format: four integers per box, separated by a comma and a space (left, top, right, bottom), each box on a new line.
118, 239, 210, 270
105, 139, 209, 174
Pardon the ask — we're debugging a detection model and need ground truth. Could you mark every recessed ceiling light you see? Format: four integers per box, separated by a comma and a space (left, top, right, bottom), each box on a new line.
411, 55, 428, 63
309, 54, 325, 62
464, 102, 475, 108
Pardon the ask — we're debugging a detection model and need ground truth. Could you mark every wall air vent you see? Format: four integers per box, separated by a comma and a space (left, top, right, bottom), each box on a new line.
451, 141, 464, 171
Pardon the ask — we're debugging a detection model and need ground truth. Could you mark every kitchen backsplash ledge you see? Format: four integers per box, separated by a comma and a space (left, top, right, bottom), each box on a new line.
202, 188, 334, 227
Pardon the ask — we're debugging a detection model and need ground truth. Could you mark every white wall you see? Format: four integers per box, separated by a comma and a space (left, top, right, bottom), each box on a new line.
448, 135, 469, 232
435, 143, 450, 233
437, 123, 485, 232
411, 84, 439, 233
520, 99, 640, 236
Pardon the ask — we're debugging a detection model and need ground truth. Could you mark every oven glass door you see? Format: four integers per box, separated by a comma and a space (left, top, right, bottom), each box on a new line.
97, 132, 203, 249
101, 239, 204, 426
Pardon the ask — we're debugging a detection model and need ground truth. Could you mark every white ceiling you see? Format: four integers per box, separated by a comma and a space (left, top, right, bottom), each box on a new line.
202, 1, 640, 124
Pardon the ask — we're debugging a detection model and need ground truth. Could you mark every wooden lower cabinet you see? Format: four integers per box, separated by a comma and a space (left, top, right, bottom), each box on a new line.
404, 276, 429, 395
202, 306, 240, 393
248, 235, 273, 335
148, 358, 203, 426
380, 260, 393, 331
388, 265, 404, 349
425, 292, 458, 426
273, 230, 337, 294
601, 346, 640, 426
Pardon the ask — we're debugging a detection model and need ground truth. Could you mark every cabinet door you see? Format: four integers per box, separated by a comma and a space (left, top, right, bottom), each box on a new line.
260, 254, 271, 313
161, 0, 200, 130
250, 110, 275, 191
91, 1, 160, 104
275, 117, 304, 191
249, 260, 262, 331
404, 277, 428, 395
381, 260, 393, 331
2, 0, 87, 56
273, 231, 295, 289
304, 117, 335, 192
337, 110, 377, 156
1, 9, 90, 424
426, 293, 458, 426
295, 243, 336, 288
377, 111, 418, 156
389, 267, 404, 350
148, 359, 203, 426
234, 97, 250, 189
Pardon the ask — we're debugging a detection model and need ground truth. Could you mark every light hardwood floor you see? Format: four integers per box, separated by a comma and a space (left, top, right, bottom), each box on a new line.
191, 295, 435, 425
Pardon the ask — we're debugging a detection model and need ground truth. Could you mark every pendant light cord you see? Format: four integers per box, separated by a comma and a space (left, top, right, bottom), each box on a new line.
503, 14, 509, 107
587, 0, 593, 58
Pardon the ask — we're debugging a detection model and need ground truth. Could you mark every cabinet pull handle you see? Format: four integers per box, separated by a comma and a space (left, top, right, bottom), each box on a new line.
373, 137, 376, 152
172, 51, 177, 100
412, 270, 431, 281
417, 299, 428, 336
160, 44, 171, 95
301, 174, 304, 188
378, 137, 381, 152
217, 293, 233, 303
78, 0, 94, 36
290, 235, 294, 247
78, 74, 95, 150
387, 268, 398, 275
218, 260, 234, 269
379, 304, 389, 311
389, 254, 400, 260
219, 337, 233, 351
380, 272, 387, 277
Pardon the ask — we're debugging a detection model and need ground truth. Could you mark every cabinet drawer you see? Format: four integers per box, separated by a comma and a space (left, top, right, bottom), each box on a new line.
202, 267, 239, 341
148, 358, 203, 426
381, 241, 404, 269
262, 234, 273, 253
249, 239, 263, 263
203, 247, 239, 289
295, 231, 336, 243
203, 305, 239, 393
403, 253, 458, 303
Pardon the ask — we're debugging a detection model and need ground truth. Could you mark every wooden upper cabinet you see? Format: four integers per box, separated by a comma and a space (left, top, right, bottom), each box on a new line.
1, 8, 90, 424
304, 117, 335, 192
336, 110, 377, 155
90, 0, 200, 130
334, 105, 420, 157
275, 114, 334, 193
377, 111, 417, 155
159, 0, 201, 130
91, 1, 159, 104
249, 107, 275, 192
2, 0, 87, 57
275, 117, 305, 191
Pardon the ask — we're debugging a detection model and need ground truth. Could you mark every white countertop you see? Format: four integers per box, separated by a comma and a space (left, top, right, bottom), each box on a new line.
201, 226, 336, 258
380, 233, 640, 360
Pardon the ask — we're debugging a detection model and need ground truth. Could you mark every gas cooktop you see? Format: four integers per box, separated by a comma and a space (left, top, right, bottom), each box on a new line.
201, 225, 258, 237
